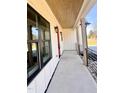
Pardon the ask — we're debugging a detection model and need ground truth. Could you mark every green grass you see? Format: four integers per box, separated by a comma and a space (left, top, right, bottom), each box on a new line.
87, 38, 97, 46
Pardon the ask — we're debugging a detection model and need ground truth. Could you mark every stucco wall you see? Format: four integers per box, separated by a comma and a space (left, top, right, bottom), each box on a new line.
27, 0, 63, 93
63, 28, 77, 50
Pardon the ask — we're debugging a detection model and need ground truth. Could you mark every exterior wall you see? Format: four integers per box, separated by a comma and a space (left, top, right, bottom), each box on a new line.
27, 0, 63, 93
63, 28, 77, 50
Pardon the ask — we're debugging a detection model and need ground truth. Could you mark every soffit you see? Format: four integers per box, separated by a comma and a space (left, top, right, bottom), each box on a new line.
46, 0, 84, 28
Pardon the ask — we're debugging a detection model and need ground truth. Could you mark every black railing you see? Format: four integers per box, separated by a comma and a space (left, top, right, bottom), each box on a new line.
87, 48, 97, 61
87, 48, 97, 82
79, 48, 97, 81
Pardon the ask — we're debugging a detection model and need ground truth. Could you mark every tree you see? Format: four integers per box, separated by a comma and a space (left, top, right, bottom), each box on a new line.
88, 30, 97, 39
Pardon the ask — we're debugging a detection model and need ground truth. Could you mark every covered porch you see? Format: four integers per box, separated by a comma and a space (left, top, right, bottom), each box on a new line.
27, 0, 97, 93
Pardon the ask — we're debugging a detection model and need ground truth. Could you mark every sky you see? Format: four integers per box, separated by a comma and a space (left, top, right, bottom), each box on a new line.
85, 3, 97, 35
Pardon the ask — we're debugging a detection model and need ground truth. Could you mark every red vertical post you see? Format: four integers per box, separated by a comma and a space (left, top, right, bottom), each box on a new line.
55, 26, 61, 58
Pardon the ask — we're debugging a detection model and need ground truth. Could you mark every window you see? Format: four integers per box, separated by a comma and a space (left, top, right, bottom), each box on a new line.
27, 5, 52, 85
27, 43, 39, 78
38, 16, 52, 64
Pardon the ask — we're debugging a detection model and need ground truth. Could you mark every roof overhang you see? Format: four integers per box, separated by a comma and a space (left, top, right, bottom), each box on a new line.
46, 0, 84, 28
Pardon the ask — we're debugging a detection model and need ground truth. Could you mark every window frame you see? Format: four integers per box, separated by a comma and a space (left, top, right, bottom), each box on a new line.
27, 4, 52, 85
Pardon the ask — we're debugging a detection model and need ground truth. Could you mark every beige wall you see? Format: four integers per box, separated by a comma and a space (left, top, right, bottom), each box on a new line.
63, 28, 77, 50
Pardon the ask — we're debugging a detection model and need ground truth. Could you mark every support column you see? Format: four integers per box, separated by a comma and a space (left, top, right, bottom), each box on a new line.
76, 26, 80, 54
80, 18, 88, 66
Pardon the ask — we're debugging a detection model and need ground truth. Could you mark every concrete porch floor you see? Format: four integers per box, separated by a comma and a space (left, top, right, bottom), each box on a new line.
46, 51, 96, 93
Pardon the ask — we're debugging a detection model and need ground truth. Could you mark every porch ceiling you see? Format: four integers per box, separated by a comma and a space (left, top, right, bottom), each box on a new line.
46, 0, 84, 28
